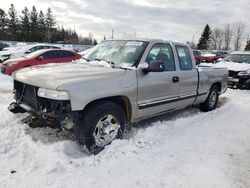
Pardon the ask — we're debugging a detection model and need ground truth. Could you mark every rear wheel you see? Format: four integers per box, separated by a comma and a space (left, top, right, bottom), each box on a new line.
200, 85, 219, 112
74, 101, 126, 154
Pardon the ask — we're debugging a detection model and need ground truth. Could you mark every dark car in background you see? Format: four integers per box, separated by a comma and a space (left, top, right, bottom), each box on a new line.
1, 49, 81, 75
0, 42, 9, 51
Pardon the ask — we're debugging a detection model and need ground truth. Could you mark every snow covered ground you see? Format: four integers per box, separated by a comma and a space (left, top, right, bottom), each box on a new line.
0, 73, 250, 188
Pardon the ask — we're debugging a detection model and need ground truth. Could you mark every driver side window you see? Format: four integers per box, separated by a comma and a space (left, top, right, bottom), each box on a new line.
145, 43, 175, 71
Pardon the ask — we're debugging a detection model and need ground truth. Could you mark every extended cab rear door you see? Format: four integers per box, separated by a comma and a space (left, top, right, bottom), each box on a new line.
174, 45, 199, 108
137, 42, 180, 119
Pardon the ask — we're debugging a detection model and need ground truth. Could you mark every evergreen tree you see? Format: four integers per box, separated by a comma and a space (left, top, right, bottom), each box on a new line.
20, 7, 30, 41
30, 6, 38, 42
72, 30, 79, 44
93, 39, 98, 45
0, 9, 6, 40
45, 8, 56, 43
61, 26, 65, 41
7, 4, 19, 40
38, 10, 46, 42
245, 40, 250, 51
2, 4, 95, 44
197, 24, 211, 50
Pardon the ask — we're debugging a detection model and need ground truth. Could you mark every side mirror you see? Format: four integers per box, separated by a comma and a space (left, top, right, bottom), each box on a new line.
37, 56, 44, 61
140, 61, 165, 73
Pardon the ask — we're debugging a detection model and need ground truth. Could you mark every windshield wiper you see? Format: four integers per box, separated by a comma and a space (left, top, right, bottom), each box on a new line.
95, 58, 116, 68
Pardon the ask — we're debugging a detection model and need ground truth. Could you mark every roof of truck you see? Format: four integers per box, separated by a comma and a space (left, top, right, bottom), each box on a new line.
105, 38, 187, 45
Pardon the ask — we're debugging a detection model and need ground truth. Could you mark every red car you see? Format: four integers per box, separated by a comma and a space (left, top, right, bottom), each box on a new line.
193, 50, 202, 64
1, 49, 81, 75
200, 50, 218, 63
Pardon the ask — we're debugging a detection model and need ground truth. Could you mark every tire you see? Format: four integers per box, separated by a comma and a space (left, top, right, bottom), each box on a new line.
74, 101, 126, 154
200, 85, 219, 112
245, 79, 250, 90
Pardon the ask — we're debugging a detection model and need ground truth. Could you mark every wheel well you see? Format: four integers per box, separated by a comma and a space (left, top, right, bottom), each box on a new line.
212, 82, 221, 92
83, 96, 132, 122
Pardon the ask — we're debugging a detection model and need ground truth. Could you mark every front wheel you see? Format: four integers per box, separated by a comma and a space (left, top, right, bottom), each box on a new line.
74, 101, 126, 154
200, 85, 219, 112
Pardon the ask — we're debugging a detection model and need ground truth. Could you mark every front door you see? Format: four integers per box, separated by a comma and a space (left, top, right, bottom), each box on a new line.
137, 43, 180, 119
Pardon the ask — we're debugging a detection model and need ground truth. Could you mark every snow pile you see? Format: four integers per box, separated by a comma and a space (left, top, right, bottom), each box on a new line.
0, 73, 250, 188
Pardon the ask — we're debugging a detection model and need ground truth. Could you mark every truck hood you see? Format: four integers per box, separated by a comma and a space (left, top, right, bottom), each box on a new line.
201, 61, 250, 72
13, 62, 126, 90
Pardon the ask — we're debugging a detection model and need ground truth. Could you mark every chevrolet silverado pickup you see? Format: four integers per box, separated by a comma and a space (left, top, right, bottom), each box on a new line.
8, 39, 228, 154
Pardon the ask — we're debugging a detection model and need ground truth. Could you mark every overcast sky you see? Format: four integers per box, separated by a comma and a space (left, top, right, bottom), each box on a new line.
1, 0, 250, 42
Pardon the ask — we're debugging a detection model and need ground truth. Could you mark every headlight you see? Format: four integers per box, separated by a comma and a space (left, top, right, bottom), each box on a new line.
238, 70, 250, 76
37, 88, 70, 100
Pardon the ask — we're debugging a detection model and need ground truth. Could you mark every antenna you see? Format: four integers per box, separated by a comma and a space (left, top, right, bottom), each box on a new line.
111, 29, 114, 39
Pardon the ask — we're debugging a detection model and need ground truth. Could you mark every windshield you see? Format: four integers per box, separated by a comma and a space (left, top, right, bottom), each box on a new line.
85, 40, 148, 68
224, 54, 250, 64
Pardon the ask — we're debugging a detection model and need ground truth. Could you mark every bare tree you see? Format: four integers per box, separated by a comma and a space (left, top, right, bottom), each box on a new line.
224, 24, 234, 50
211, 28, 223, 50
218, 29, 224, 50
233, 21, 246, 50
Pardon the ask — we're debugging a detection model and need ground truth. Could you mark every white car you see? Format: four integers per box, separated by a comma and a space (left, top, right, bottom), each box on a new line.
201, 51, 250, 89
0, 44, 60, 63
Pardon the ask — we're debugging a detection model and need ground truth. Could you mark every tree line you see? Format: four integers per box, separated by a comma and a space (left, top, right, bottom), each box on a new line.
194, 22, 250, 51
0, 4, 97, 45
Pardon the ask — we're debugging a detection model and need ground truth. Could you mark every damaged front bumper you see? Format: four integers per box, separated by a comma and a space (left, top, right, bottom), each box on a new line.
228, 76, 250, 89
8, 100, 76, 130
9, 80, 76, 129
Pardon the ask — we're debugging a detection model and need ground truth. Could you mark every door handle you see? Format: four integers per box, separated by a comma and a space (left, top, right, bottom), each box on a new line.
172, 76, 179, 83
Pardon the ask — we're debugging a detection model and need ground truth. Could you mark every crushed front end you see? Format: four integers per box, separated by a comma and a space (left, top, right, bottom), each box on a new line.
9, 80, 75, 129
228, 70, 250, 89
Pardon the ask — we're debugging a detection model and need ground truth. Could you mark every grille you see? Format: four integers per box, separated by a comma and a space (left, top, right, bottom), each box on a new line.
228, 70, 239, 78
14, 80, 71, 114
14, 80, 38, 108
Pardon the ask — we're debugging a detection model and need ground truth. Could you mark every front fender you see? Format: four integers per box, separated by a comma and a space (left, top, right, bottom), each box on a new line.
59, 71, 137, 112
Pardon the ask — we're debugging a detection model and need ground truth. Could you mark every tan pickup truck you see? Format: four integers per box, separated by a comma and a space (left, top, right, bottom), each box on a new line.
9, 39, 228, 154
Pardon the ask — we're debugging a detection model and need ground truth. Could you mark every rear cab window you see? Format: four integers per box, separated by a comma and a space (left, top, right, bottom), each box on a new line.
176, 45, 193, 71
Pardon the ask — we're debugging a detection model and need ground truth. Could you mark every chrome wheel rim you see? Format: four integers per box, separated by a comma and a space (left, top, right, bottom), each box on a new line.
93, 114, 120, 147
209, 90, 217, 107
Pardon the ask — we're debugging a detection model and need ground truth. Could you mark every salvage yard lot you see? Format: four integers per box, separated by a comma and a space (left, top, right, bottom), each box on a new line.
0, 73, 250, 188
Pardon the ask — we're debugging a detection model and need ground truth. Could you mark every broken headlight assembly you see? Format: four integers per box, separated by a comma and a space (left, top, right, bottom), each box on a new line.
37, 88, 70, 100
